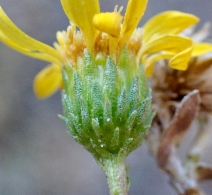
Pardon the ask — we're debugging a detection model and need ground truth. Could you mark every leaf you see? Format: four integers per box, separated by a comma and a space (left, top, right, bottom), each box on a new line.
157, 90, 201, 168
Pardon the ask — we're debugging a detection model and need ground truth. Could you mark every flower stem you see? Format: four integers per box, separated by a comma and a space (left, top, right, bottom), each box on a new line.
101, 153, 129, 195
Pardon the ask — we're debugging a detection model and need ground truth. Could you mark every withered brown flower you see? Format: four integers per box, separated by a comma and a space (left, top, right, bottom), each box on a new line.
146, 24, 212, 195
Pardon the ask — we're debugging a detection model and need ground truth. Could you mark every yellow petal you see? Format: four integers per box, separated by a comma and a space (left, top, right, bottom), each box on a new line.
169, 46, 193, 70
141, 35, 193, 54
0, 31, 60, 63
143, 52, 173, 76
142, 11, 199, 43
93, 12, 123, 37
0, 7, 62, 64
120, 0, 148, 43
60, 0, 100, 51
192, 43, 212, 57
33, 64, 62, 99
140, 35, 193, 70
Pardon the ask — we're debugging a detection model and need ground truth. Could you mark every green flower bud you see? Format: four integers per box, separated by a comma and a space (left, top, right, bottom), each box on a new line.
60, 49, 154, 161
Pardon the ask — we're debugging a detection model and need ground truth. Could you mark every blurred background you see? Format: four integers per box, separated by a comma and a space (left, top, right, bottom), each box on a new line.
0, 0, 212, 194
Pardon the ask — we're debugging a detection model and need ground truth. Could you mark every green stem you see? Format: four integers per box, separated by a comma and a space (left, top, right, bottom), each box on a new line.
102, 153, 129, 195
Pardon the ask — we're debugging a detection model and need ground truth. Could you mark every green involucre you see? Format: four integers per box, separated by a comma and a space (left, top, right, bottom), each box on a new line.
60, 49, 154, 161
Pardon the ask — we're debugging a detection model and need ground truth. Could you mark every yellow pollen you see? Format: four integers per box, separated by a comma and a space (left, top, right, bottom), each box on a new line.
114, 5, 123, 13
55, 24, 145, 67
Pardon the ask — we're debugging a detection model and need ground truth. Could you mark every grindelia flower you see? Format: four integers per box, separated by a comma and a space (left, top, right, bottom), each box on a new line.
2, 1, 212, 195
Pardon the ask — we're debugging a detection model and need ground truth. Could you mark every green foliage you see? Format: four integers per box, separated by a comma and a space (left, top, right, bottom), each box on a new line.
61, 49, 154, 161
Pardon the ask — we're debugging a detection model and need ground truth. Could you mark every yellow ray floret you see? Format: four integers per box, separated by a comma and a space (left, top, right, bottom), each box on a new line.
142, 11, 199, 43
191, 43, 212, 57
0, 7, 62, 64
143, 52, 174, 76
140, 35, 193, 71
33, 64, 62, 99
60, 0, 100, 51
144, 42, 212, 76
120, 0, 148, 43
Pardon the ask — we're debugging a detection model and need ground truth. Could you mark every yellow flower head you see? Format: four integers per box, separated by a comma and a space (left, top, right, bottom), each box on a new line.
1, 0, 212, 98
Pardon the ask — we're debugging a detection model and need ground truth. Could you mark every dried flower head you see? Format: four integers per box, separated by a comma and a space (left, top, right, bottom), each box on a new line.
146, 23, 212, 195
